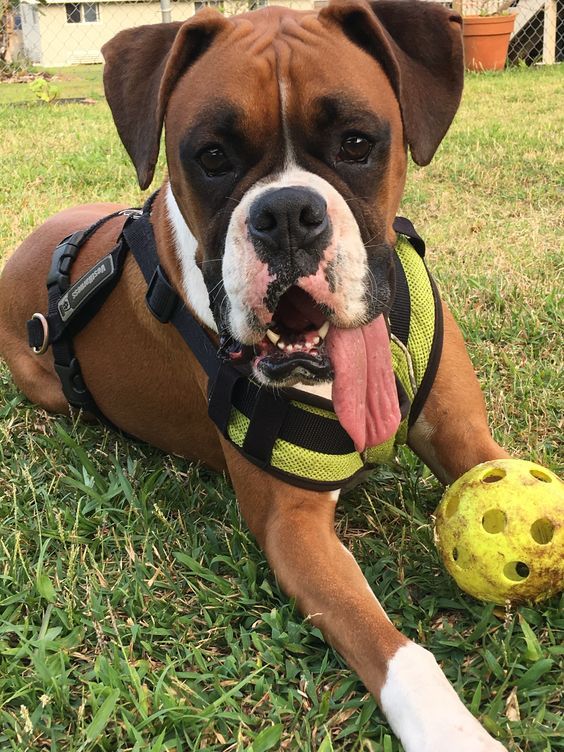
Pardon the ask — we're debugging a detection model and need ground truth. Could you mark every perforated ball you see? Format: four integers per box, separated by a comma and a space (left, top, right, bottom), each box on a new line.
434, 459, 564, 604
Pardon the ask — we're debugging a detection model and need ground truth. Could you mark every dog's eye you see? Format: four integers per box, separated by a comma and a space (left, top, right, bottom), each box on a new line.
338, 135, 373, 163
198, 146, 232, 176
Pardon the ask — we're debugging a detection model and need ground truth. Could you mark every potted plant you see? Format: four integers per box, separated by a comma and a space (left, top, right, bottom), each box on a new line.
453, 0, 517, 71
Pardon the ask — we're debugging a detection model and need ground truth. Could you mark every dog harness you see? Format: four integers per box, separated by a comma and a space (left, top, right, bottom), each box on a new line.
27, 194, 443, 491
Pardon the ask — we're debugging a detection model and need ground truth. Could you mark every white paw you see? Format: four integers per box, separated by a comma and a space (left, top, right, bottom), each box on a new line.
380, 643, 507, 752
423, 719, 507, 752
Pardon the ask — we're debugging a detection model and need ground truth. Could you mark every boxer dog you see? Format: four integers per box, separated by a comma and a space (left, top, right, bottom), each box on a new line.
0, 1, 510, 749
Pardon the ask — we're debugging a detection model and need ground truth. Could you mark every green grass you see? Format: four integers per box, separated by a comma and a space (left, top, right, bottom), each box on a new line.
1, 64, 563, 751
0, 65, 104, 105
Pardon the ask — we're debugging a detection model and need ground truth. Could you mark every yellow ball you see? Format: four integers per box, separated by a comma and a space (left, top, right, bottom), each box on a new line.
434, 459, 564, 604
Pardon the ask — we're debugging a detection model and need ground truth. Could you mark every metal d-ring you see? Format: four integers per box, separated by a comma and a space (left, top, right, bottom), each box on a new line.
31, 313, 50, 355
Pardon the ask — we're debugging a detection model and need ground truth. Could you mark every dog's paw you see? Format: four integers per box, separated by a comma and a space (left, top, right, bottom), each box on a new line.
423, 722, 507, 752
380, 643, 507, 752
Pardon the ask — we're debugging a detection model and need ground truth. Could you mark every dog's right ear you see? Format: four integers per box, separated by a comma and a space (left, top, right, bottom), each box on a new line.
102, 11, 229, 190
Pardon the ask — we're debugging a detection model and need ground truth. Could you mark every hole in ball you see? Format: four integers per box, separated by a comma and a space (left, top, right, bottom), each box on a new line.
482, 509, 507, 534
503, 561, 530, 582
452, 547, 459, 562
530, 468, 551, 483
530, 518, 554, 544
445, 495, 460, 518
482, 468, 506, 484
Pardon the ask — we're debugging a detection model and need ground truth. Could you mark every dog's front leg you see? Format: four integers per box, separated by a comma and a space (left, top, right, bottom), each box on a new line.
221, 442, 506, 752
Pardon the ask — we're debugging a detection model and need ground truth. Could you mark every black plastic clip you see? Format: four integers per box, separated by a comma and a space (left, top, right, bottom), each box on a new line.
54, 357, 89, 407
46, 230, 87, 291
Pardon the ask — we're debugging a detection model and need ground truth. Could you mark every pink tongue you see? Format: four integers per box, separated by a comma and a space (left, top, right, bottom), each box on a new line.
327, 315, 401, 453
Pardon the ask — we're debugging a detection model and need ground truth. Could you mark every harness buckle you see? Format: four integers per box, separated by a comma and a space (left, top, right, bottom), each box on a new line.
29, 312, 50, 355
54, 357, 89, 407
46, 231, 86, 289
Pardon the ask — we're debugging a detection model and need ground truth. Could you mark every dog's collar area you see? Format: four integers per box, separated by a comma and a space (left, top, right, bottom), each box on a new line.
26, 194, 442, 490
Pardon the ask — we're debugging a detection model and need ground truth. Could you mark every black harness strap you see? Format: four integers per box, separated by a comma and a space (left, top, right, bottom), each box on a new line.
409, 273, 444, 427
27, 209, 134, 428
121, 212, 220, 379
207, 362, 245, 435
242, 390, 291, 467
392, 216, 443, 427
390, 216, 425, 350
393, 217, 426, 256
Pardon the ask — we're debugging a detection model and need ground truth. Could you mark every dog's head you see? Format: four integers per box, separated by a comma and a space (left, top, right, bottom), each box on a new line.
103, 0, 463, 449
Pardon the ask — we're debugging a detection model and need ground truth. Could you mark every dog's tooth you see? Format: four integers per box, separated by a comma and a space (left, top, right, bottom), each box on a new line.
318, 321, 330, 340
312, 336, 320, 345
286, 344, 294, 353
266, 328, 280, 345
277, 340, 286, 350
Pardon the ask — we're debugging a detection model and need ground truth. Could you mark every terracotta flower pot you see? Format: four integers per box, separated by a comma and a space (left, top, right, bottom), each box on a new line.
463, 14, 517, 71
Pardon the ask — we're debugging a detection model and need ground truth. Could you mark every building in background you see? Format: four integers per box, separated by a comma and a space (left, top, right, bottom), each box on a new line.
6, 0, 563, 68
16, 0, 314, 67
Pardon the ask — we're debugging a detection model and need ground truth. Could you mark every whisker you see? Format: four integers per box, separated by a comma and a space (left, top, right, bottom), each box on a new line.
206, 279, 224, 298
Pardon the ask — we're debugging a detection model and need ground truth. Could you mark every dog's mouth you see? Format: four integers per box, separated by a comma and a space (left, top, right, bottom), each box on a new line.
219, 286, 402, 454
253, 286, 333, 384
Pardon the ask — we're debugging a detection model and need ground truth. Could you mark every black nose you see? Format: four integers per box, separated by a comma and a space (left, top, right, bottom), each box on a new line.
248, 187, 329, 255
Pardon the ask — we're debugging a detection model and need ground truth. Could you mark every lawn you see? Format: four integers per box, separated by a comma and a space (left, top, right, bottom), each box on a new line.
0, 63, 563, 751
0, 65, 105, 105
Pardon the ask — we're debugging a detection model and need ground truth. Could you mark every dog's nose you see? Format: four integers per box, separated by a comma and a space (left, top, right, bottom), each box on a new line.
248, 187, 329, 255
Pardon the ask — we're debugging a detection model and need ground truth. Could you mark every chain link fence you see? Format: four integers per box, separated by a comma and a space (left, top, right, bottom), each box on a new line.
509, 0, 562, 62
1, 0, 562, 84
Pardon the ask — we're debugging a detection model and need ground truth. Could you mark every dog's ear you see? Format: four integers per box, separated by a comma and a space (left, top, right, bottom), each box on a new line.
102, 10, 229, 189
320, 0, 463, 165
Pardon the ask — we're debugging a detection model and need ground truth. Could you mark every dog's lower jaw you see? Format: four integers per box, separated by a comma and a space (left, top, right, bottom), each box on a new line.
380, 643, 506, 752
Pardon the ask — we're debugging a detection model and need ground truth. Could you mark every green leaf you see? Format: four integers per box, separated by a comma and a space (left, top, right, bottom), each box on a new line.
470, 681, 483, 714
518, 613, 543, 662
483, 649, 505, 680
318, 734, 334, 752
516, 658, 553, 690
36, 573, 56, 603
86, 689, 120, 741
251, 723, 283, 752
149, 730, 166, 752
173, 551, 231, 591
359, 697, 377, 726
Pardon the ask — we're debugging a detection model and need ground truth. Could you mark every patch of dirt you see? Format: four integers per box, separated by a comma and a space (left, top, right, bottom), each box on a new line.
0, 70, 58, 84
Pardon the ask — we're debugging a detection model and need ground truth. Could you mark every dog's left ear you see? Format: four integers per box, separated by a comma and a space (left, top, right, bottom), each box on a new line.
320, 0, 463, 165
102, 10, 229, 189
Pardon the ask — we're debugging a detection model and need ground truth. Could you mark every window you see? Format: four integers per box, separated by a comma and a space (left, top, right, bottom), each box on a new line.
83, 3, 99, 22
65, 3, 81, 23
65, 3, 100, 23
